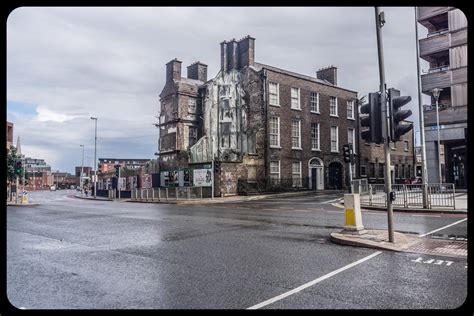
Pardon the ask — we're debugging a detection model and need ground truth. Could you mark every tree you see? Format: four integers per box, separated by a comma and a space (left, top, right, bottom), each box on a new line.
7, 146, 19, 184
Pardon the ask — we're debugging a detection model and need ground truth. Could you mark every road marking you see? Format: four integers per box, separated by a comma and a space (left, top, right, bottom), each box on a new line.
418, 218, 467, 237
246, 251, 382, 310
411, 257, 454, 266
412, 214, 441, 217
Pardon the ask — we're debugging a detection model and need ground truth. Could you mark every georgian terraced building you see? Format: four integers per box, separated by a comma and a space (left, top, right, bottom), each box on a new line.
157, 36, 359, 196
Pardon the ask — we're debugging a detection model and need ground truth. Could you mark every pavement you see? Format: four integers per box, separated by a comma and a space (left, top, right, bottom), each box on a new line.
330, 229, 423, 252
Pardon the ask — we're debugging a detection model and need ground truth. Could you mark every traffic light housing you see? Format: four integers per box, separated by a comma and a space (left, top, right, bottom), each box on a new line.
115, 164, 120, 177
342, 144, 354, 163
214, 160, 220, 173
388, 88, 413, 142
15, 160, 22, 175
360, 92, 383, 144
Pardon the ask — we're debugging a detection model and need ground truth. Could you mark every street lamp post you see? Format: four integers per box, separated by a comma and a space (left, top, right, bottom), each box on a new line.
90, 117, 98, 199
80, 144, 85, 196
431, 88, 443, 184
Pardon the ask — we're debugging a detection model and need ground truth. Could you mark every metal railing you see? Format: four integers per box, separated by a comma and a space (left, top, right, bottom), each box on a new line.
130, 187, 207, 202
356, 182, 456, 209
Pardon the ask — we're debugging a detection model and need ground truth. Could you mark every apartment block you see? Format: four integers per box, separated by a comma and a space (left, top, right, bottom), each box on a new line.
418, 6, 467, 188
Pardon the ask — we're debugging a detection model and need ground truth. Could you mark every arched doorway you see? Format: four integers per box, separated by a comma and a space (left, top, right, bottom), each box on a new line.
328, 162, 343, 190
308, 158, 324, 190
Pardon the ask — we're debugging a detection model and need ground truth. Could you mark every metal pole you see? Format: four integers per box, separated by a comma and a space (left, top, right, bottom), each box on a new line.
375, 7, 395, 243
91, 117, 98, 199
118, 166, 121, 199
414, 6, 429, 208
435, 97, 442, 184
80, 144, 84, 196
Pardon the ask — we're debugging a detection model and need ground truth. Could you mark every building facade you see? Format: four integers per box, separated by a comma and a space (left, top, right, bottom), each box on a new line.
358, 123, 415, 184
7, 121, 13, 149
98, 158, 151, 174
158, 36, 359, 195
417, 7, 467, 188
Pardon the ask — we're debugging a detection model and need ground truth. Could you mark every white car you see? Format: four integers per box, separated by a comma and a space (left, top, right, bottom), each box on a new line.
50, 185, 56, 191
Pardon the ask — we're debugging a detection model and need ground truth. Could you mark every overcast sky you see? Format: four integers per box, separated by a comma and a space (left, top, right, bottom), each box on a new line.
7, 6, 430, 174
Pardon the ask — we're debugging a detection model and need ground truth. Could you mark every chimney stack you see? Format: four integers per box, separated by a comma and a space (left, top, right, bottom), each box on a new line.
187, 61, 208, 82
316, 66, 337, 85
220, 35, 256, 71
166, 58, 182, 82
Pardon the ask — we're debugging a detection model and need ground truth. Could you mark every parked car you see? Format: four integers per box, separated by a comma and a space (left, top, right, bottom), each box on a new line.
50, 185, 56, 191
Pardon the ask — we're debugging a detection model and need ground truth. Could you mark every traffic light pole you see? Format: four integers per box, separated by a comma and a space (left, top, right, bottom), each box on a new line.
375, 6, 395, 243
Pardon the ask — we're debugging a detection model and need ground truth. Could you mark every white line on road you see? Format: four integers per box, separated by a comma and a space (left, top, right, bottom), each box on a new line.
412, 214, 441, 218
418, 218, 467, 237
246, 251, 382, 310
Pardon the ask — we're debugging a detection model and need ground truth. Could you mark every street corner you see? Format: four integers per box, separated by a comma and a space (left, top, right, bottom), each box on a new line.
7, 202, 41, 207
330, 229, 422, 252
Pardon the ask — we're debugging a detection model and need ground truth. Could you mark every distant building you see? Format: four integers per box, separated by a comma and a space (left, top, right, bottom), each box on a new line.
75, 166, 92, 178
358, 122, 415, 184
6, 121, 13, 149
417, 7, 467, 188
98, 158, 151, 174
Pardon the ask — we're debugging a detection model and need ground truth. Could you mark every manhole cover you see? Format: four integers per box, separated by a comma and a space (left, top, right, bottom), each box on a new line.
405, 238, 467, 258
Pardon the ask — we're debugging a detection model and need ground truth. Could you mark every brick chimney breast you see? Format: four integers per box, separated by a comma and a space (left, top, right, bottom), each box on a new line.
316, 65, 337, 85
166, 58, 182, 82
237, 35, 255, 68
187, 61, 208, 82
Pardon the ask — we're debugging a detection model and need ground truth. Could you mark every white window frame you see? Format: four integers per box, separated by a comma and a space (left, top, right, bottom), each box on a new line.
348, 128, 356, 154
291, 87, 301, 110
270, 161, 281, 185
291, 119, 302, 150
310, 92, 320, 113
292, 161, 302, 187
330, 126, 339, 152
347, 100, 354, 119
311, 123, 320, 151
269, 116, 281, 148
330, 96, 338, 117
269, 82, 280, 107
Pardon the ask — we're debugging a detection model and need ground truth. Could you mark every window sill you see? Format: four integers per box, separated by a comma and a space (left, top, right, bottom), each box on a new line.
330, 115, 339, 118
347, 117, 355, 121
270, 146, 282, 149
310, 111, 320, 114
292, 147, 303, 151
269, 103, 280, 107
311, 148, 321, 152
291, 108, 302, 111
331, 151, 339, 153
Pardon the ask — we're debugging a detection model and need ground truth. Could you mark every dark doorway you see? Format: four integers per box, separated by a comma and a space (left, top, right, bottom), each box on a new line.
328, 162, 342, 190
311, 168, 317, 190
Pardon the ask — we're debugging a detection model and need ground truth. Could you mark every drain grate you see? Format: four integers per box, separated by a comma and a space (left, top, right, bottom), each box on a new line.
405, 238, 467, 258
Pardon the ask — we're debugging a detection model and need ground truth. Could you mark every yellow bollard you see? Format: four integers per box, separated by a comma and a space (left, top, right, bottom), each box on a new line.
343, 194, 365, 234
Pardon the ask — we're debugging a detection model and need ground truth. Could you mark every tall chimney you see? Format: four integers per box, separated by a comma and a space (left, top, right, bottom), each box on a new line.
220, 41, 228, 71
226, 38, 238, 70
166, 58, 182, 82
237, 35, 255, 68
187, 61, 208, 82
316, 66, 337, 85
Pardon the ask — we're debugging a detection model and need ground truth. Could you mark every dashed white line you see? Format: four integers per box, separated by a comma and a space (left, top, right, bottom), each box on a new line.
246, 251, 382, 309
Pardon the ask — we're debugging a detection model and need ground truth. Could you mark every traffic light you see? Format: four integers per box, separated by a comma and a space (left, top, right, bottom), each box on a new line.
214, 160, 220, 173
360, 92, 383, 144
342, 144, 354, 163
15, 160, 22, 175
115, 164, 120, 177
388, 88, 413, 142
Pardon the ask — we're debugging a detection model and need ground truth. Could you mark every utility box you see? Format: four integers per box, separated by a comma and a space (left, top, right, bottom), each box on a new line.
343, 194, 365, 233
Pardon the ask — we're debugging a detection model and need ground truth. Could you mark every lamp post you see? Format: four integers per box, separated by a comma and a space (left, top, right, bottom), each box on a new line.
431, 88, 443, 184
80, 144, 85, 196
91, 117, 98, 199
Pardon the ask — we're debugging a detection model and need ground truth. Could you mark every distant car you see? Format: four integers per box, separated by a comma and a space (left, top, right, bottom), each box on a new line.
76, 187, 81, 191
70, 185, 75, 190
50, 185, 56, 191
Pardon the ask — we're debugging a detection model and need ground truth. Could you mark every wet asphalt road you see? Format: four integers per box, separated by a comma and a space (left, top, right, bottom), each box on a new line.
6, 190, 468, 309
